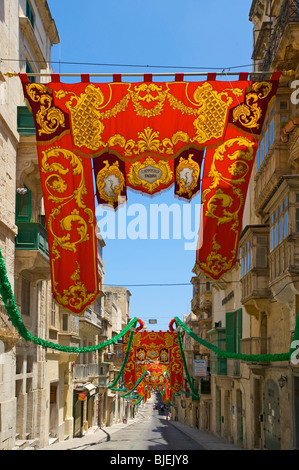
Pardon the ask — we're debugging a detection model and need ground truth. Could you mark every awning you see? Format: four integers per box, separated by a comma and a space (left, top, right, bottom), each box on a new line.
84, 383, 97, 396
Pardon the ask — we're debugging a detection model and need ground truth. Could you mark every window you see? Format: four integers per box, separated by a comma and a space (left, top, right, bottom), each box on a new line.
26, 0, 35, 28
280, 101, 288, 110
264, 129, 269, 155
16, 188, 32, 222
296, 208, 299, 233
260, 137, 264, 165
21, 278, 30, 316
62, 313, 68, 331
270, 196, 288, 251
257, 119, 274, 172
26, 59, 35, 83
241, 239, 252, 276
256, 236, 267, 268
256, 148, 260, 171
51, 298, 56, 326
270, 119, 274, 146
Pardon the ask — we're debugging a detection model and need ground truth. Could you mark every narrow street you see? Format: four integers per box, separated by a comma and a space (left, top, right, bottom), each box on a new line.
85, 395, 205, 451
43, 393, 243, 453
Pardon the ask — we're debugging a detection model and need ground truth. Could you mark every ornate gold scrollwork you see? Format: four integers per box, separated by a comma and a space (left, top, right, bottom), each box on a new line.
175, 154, 200, 198
232, 81, 272, 129
199, 136, 255, 277
127, 156, 173, 193
56, 261, 96, 313
191, 82, 235, 143
41, 147, 93, 255
26, 83, 65, 136
96, 160, 126, 206
56, 84, 106, 150
41, 146, 97, 312
130, 83, 167, 117
109, 127, 189, 157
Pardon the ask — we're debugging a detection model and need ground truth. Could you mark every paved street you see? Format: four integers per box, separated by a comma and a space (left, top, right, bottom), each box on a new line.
42, 394, 243, 452
85, 401, 205, 451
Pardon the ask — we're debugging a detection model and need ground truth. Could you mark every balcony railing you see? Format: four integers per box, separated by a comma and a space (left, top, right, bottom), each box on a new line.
259, 0, 299, 71
73, 364, 88, 380
73, 363, 100, 380
15, 222, 49, 258
240, 337, 270, 356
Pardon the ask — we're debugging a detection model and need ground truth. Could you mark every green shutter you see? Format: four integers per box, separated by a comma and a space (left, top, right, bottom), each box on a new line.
226, 311, 235, 353
237, 308, 242, 353
16, 189, 32, 222
26, 0, 35, 28
17, 106, 35, 135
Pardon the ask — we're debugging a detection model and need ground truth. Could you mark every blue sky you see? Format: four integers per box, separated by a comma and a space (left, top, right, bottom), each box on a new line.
47, 0, 253, 331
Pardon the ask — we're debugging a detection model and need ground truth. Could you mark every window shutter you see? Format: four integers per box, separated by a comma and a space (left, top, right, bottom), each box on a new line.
237, 308, 242, 353
226, 311, 235, 353
16, 189, 32, 222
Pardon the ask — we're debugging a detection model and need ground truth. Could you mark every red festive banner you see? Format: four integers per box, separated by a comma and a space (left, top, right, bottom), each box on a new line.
19, 73, 280, 312
122, 329, 183, 395
197, 78, 280, 278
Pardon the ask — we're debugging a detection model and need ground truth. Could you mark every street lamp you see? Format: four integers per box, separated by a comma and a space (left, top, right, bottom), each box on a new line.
278, 375, 287, 388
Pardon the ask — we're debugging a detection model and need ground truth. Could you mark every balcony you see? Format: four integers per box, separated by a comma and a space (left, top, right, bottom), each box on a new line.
208, 327, 227, 376
259, 0, 299, 71
191, 292, 212, 317
227, 359, 240, 377
73, 363, 100, 381
19, 16, 47, 69
79, 308, 102, 335
241, 337, 270, 356
240, 225, 272, 317
15, 221, 49, 257
15, 221, 50, 278
98, 362, 110, 389
73, 364, 88, 381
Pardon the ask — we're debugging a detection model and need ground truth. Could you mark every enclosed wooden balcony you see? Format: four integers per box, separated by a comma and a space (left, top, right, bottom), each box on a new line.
240, 225, 272, 316
258, 0, 299, 71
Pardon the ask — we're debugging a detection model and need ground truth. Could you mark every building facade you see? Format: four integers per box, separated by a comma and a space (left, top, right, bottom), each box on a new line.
0, 1, 134, 450
173, 0, 299, 450
0, 0, 60, 450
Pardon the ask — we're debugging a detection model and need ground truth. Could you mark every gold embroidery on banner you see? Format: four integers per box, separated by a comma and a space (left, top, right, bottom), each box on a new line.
59, 84, 106, 150
41, 147, 97, 312
51, 81, 246, 152
130, 83, 167, 117
191, 82, 234, 143
41, 147, 87, 208
175, 154, 200, 198
56, 261, 97, 313
109, 127, 189, 157
199, 136, 255, 277
232, 81, 272, 129
26, 83, 65, 136
198, 234, 236, 278
127, 156, 173, 193
96, 160, 126, 206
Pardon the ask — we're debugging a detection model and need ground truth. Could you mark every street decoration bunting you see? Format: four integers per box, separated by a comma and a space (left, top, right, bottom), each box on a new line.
19, 72, 280, 313
0, 247, 297, 373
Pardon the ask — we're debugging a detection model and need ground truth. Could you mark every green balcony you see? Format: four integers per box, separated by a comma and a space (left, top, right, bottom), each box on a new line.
15, 222, 49, 258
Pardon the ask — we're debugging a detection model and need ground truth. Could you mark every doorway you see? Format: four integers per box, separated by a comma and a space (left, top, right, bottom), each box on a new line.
49, 383, 59, 438
264, 379, 280, 450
